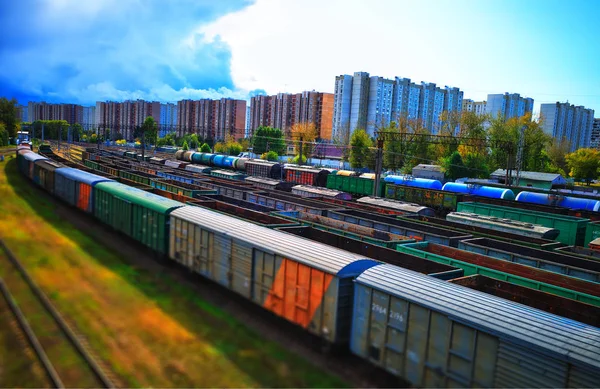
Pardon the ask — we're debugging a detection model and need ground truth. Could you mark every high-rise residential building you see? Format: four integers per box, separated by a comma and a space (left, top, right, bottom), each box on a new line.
26, 102, 84, 125
485, 93, 534, 120
462, 99, 487, 116
159, 103, 177, 137
248, 91, 334, 140
245, 104, 251, 137
332, 72, 464, 140
16, 105, 28, 122
540, 102, 595, 152
590, 118, 600, 150
176, 98, 246, 140
82, 106, 96, 130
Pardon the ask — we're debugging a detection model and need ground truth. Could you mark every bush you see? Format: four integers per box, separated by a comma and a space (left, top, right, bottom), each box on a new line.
200, 143, 211, 153
182, 140, 189, 151
0, 127, 9, 147
291, 154, 307, 164
261, 151, 279, 161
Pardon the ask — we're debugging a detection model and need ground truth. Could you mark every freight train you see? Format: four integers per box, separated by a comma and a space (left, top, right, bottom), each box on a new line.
169, 150, 600, 217
14, 146, 600, 388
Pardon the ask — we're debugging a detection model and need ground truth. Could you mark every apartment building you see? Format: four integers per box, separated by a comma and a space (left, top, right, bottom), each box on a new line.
248, 91, 334, 140
332, 72, 464, 140
486, 92, 534, 120
540, 102, 595, 151
176, 98, 246, 140
462, 99, 487, 116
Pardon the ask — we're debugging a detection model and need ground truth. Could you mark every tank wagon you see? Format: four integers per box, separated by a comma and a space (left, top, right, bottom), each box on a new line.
516, 191, 600, 212
384, 175, 443, 190
442, 182, 516, 200
446, 212, 560, 240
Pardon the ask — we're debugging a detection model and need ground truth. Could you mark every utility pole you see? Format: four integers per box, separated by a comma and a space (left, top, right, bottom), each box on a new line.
515, 125, 526, 187
373, 138, 384, 197
41, 123, 45, 143
298, 137, 303, 166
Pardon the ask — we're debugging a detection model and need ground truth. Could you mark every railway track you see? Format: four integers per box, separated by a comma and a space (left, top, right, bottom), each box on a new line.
0, 239, 118, 388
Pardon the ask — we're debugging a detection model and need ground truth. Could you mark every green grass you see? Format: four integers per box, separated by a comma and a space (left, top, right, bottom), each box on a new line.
0, 158, 349, 388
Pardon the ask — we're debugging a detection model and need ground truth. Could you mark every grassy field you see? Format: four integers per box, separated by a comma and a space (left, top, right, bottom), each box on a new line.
0, 155, 348, 388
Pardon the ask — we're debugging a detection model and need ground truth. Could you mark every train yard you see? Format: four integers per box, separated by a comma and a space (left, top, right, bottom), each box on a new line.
4, 142, 600, 387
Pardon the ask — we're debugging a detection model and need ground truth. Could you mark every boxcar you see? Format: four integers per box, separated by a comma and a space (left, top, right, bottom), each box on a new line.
458, 238, 600, 283
326, 174, 385, 197
54, 168, 113, 213
94, 182, 184, 255
284, 165, 330, 187
396, 242, 600, 305
585, 221, 600, 247
33, 159, 65, 193
21, 151, 48, 179
350, 264, 600, 388
245, 160, 282, 179
457, 202, 589, 246
168, 205, 380, 345
385, 183, 465, 215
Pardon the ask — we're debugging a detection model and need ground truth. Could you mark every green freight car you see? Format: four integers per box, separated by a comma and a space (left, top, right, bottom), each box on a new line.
326, 174, 385, 197
585, 221, 600, 247
396, 242, 600, 307
93, 182, 184, 255
457, 202, 589, 246
150, 179, 218, 198
386, 183, 465, 215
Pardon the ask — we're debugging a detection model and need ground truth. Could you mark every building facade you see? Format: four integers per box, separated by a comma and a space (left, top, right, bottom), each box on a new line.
485, 93, 534, 120
332, 72, 464, 140
27, 102, 84, 125
176, 98, 246, 140
589, 118, 600, 150
159, 103, 178, 137
540, 102, 595, 152
462, 99, 487, 116
82, 106, 96, 130
248, 91, 334, 140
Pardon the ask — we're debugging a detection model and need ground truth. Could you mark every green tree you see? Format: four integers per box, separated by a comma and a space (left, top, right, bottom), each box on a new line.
72, 123, 83, 142
440, 151, 468, 180
200, 143, 212, 153
190, 133, 199, 149
349, 129, 373, 169
0, 97, 19, 140
566, 148, 600, 185
291, 154, 308, 164
252, 126, 286, 155
463, 152, 491, 178
382, 119, 410, 171
261, 151, 279, 161
436, 111, 461, 160
547, 137, 571, 175
0, 122, 8, 146
406, 121, 433, 167
182, 140, 189, 151
139, 116, 158, 158
291, 122, 318, 164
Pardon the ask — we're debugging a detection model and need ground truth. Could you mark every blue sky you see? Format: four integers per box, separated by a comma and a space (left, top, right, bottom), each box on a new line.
1, 0, 599, 115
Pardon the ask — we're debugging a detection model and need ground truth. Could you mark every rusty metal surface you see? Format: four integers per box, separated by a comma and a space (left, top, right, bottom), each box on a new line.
449, 275, 600, 327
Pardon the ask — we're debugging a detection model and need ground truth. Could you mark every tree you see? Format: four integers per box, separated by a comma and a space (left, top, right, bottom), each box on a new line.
291, 122, 318, 165
252, 126, 286, 155
139, 117, 158, 158
436, 111, 461, 160
440, 151, 468, 180
406, 120, 433, 168
261, 151, 279, 161
0, 122, 8, 146
566, 148, 600, 185
382, 118, 410, 172
0, 97, 19, 140
291, 154, 307, 164
463, 152, 491, 178
72, 123, 83, 142
349, 129, 373, 169
547, 137, 571, 175
200, 143, 212, 153
458, 111, 488, 156
182, 140, 189, 151
190, 133, 199, 149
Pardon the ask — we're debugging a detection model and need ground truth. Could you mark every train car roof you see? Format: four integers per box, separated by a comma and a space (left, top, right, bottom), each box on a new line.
356, 263, 600, 370
171, 205, 379, 276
